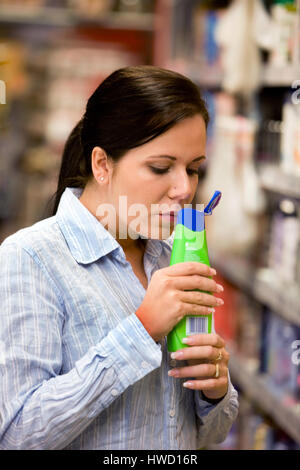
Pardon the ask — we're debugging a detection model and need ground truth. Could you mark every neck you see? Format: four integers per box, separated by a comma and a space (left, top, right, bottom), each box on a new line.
79, 183, 146, 256
121, 238, 146, 264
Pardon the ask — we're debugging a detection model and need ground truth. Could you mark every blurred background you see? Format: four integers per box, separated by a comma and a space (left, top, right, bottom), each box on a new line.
0, 0, 300, 450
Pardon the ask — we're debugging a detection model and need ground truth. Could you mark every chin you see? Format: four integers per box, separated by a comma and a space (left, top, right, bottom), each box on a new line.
147, 226, 175, 240
133, 217, 175, 240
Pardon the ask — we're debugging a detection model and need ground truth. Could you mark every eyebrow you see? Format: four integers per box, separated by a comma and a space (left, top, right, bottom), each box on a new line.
146, 154, 206, 162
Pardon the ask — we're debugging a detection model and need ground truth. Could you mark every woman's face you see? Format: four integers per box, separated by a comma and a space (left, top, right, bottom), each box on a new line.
100, 114, 207, 241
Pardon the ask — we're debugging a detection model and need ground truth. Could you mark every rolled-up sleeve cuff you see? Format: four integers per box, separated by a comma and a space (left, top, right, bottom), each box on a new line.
98, 313, 162, 389
194, 371, 237, 420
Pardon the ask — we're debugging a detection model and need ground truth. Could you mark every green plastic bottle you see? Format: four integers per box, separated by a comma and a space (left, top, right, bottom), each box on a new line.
167, 191, 222, 352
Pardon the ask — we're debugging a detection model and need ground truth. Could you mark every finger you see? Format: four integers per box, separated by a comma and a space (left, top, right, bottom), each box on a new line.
168, 362, 221, 379
180, 304, 216, 317
182, 376, 228, 391
182, 333, 226, 349
170, 345, 223, 362
180, 291, 224, 309
171, 275, 223, 294
166, 262, 216, 278
185, 348, 230, 368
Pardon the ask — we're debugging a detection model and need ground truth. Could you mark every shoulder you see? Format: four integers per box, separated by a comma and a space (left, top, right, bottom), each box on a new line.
0, 216, 63, 260
0, 217, 68, 303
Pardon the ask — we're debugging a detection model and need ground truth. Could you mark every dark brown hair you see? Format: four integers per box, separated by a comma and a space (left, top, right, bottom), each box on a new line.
51, 65, 209, 215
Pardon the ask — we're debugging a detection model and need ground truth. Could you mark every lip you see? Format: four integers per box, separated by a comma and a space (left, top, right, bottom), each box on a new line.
159, 212, 177, 219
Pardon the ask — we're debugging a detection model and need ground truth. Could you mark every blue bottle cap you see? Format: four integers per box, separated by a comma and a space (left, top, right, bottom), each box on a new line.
176, 208, 204, 232
204, 190, 222, 215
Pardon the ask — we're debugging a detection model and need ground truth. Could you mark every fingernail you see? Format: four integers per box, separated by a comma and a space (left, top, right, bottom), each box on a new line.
168, 369, 179, 377
216, 298, 224, 305
183, 381, 194, 388
171, 351, 183, 359
216, 284, 224, 292
182, 337, 192, 344
210, 268, 217, 276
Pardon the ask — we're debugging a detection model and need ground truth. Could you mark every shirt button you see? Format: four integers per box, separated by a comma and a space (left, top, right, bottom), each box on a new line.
170, 359, 177, 367
169, 409, 176, 418
111, 389, 118, 396
141, 361, 148, 369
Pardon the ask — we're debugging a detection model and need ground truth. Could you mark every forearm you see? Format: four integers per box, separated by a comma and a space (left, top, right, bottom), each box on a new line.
0, 314, 162, 450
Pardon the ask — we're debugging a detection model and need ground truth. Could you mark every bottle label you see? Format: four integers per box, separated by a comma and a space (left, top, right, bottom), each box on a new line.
186, 316, 209, 335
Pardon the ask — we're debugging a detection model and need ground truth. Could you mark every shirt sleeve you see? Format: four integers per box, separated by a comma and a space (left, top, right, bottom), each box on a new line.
0, 242, 162, 450
193, 370, 239, 447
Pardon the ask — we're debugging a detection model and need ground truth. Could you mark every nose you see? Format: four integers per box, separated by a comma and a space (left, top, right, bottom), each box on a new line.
167, 169, 194, 202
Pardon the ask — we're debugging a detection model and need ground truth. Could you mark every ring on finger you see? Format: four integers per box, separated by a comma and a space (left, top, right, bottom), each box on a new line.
214, 363, 220, 378
216, 351, 222, 362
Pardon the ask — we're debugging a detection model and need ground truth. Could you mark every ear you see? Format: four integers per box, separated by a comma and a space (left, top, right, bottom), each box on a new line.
91, 147, 110, 184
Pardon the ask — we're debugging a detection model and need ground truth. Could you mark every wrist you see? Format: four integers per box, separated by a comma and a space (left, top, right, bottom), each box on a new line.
200, 390, 226, 404
135, 306, 159, 342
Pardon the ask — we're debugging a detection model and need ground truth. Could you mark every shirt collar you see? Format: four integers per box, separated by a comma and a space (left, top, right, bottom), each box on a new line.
56, 187, 174, 265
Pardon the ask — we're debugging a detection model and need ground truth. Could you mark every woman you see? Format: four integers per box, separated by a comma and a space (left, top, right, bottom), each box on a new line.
0, 65, 238, 450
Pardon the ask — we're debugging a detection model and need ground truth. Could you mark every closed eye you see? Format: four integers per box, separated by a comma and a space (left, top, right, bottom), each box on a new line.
149, 166, 200, 176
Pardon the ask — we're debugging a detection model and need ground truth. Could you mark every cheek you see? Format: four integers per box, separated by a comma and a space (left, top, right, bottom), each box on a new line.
113, 166, 171, 212
129, 173, 166, 201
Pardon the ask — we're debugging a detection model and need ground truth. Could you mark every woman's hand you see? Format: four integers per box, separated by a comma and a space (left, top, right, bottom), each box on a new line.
168, 333, 229, 400
135, 262, 224, 343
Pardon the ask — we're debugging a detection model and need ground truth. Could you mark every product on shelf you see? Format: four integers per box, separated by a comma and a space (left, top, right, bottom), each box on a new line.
44, 42, 141, 146
0, 0, 46, 7
113, 0, 153, 14
200, 111, 266, 255
67, 0, 114, 16
214, 281, 262, 368
235, 296, 262, 369
0, 4, 152, 238
268, 198, 300, 284
214, 0, 279, 95
209, 393, 300, 450
261, 308, 300, 403
0, 41, 28, 101
280, 97, 300, 176
269, 0, 298, 66
248, 409, 300, 450
212, 274, 239, 346
192, 5, 222, 67
256, 119, 283, 165
0, 40, 29, 228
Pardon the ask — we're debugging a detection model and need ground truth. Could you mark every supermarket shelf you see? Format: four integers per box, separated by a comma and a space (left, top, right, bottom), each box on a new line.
210, 252, 257, 294
164, 59, 222, 87
229, 352, 300, 445
0, 5, 73, 27
261, 64, 300, 87
254, 268, 300, 327
183, 62, 222, 88
0, 6, 154, 31
165, 59, 300, 88
211, 253, 300, 327
259, 164, 300, 199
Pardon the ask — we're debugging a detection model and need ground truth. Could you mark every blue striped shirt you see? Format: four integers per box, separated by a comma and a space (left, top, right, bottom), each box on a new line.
0, 187, 238, 450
